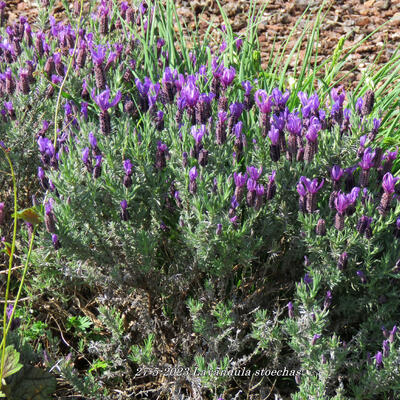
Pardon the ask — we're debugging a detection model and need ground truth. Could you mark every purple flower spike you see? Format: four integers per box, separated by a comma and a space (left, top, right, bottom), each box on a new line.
357, 270, 367, 284
181, 77, 200, 108
338, 252, 348, 270
246, 166, 262, 181
255, 90, 273, 114
229, 102, 244, 119
247, 178, 257, 192
52, 233, 61, 250
375, 351, 383, 369
82, 147, 90, 164
331, 165, 344, 182
191, 125, 206, 145
234, 172, 247, 187
124, 159, 133, 175
268, 126, 280, 145
335, 192, 349, 214
189, 166, 198, 182
91, 44, 107, 65
287, 114, 302, 136
382, 173, 399, 194
383, 340, 390, 357
384, 148, 398, 162
359, 148, 375, 170
44, 200, 56, 233
288, 302, 294, 318
94, 87, 122, 112
220, 66, 236, 88
235, 38, 243, 50
311, 334, 321, 345
268, 171, 276, 184
272, 88, 290, 110
302, 177, 324, 194
305, 117, 321, 142
88, 132, 97, 149
297, 181, 307, 197
389, 325, 397, 343
120, 200, 129, 221
231, 196, 239, 210
304, 273, 313, 286
324, 291, 332, 308
242, 80, 253, 95
135, 76, 152, 97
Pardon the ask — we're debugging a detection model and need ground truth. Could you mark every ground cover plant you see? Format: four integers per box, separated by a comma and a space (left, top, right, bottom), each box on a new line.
1, 0, 400, 398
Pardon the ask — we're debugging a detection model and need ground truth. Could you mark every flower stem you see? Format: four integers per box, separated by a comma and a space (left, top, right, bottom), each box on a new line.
0, 148, 18, 390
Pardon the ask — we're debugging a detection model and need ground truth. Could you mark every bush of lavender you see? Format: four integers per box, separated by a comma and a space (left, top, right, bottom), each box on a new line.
1, 0, 400, 398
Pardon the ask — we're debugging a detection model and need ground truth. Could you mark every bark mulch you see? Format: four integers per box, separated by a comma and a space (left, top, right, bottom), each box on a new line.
4, 0, 400, 90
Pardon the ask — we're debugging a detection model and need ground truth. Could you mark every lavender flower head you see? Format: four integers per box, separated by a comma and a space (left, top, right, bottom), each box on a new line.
331, 165, 344, 182
189, 166, 198, 182
305, 117, 321, 142
297, 181, 307, 197
246, 166, 262, 181
272, 88, 290, 110
124, 159, 133, 175
255, 90, 273, 114
287, 114, 302, 136
304, 273, 313, 286
357, 270, 367, 284
382, 173, 399, 194
181, 77, 200, 108
359, 148, 375, 170
82, 147, 90, 164
302, 177, 324, 194
220, 66, 236, 88
93, 87, 122, 111
287, 301, 294, 318
234, 172, 247, 187
335, 192, 349, 214
242, 80, 253, 95
191, 125, 206, 145
311, 334, 321, 345
268, 126, 280, 145
375, 351, 383, 369
91, 44, 107, 65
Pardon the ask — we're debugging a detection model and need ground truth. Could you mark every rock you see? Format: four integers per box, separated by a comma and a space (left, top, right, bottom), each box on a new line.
177, 8, 193, 22
356, 17, 370, 26
375, 0, 391, 10
232, 14, 247, 31
392, 13, 400, 27
222, 3, 242, 18
294, 0, 309, 11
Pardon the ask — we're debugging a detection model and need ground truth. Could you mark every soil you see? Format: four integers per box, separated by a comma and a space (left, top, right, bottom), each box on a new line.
3, 0, 400, 89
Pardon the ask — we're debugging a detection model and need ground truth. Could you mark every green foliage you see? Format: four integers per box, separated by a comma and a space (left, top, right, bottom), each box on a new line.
1, 0, 400, 398
66, 316, 93, 334
128, 334, 156, 365
3, 365, 57, 400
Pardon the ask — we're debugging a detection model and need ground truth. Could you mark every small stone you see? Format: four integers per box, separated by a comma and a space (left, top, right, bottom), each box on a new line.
376, 0, 391, 10
356, 17, 370, 27
222, 3, 242, 18
232, 14, 247, 30
392, 13, 400, 27
294, 0, 309, 11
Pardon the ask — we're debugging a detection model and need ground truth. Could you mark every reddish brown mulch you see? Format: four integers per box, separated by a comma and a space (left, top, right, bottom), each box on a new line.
3, 0, 400, 88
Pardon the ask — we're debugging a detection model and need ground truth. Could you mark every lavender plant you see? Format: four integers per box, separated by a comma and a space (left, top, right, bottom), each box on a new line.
1, 0, 400, 398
